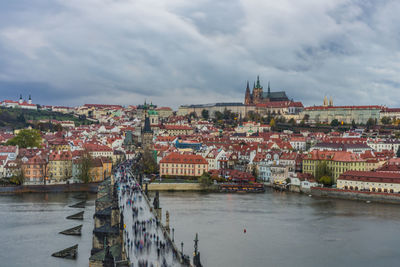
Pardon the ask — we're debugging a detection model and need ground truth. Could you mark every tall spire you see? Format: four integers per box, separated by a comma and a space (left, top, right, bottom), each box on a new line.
268, 81, 271, 95
246, 81, 249, 90
256, 75, 261, 88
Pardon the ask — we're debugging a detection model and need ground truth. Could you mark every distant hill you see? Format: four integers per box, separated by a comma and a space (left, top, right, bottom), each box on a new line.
0, 107, 94, 130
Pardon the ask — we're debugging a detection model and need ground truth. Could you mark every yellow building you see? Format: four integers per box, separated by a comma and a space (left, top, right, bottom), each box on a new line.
303, 150, 366, 183
163, 125, 194, 136
48, 138, 70, 151
156, 107, 173, 119
159, 152, 208, 177
90, 157, 113, 182
48, 150, 73, 182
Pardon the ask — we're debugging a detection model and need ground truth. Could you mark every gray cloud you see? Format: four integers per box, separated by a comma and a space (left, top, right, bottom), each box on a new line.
0, 0, 399, 108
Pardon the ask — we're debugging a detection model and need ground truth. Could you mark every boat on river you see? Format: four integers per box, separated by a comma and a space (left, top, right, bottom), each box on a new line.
220, 183, 265, 193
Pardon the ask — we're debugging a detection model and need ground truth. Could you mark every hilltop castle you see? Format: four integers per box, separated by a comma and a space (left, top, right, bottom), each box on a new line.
244, 76, 289, 105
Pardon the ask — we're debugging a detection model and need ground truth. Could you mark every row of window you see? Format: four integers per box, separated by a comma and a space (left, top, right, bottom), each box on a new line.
161, 164, 206, 168
25, 170, 43, 175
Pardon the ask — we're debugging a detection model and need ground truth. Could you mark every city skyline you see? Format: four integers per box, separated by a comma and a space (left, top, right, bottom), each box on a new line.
1, 1, 400, 108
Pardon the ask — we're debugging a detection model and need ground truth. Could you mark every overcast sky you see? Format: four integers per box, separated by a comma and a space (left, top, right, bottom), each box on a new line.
0, 0, 400, 108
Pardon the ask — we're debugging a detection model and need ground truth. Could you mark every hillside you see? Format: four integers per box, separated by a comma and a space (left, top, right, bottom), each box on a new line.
0, 107, 94, 129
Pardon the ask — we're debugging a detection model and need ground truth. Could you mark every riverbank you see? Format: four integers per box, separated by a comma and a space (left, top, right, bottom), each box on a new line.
311, 187, 400, 204
0, 182, 100, 194
147, 182, 219, 192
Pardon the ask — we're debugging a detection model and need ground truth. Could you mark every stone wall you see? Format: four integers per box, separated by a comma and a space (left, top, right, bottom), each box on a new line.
147, 183, 204, 191
311, 187, 400, 204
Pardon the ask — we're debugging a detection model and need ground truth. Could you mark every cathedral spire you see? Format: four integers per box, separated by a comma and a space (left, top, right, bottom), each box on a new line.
256, 75, 261, 88
246, 81, 250, 90
268, 81, 270, 95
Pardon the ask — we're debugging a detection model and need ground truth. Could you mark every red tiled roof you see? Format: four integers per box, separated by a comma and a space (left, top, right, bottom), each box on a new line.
306, 150, 364, 162
160, 152, 207, 164
49, 151, 72, 161
164, 125, 193, 130
339, 170, 400, 183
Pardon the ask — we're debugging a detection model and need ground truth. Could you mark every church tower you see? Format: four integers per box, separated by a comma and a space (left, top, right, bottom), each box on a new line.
323, 96, 328, 107
28, 95, 32, 105
19, 94, 23, 104
142, 116, 153, 150
252, 76, 263, 104
244, 81, 252, 105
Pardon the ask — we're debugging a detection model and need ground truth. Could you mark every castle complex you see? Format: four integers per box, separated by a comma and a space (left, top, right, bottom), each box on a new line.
245, 76, 289, 105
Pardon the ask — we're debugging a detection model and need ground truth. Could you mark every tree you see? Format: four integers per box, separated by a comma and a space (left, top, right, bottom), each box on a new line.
330, 119, 340, 127
78, 150, 92, 183
351, 120, 357, 129
275, 116, 286, 123
397, 146, 400, 158
53, 123, 63, 132
201, 109, 209, 120
319, 175, 332, 186
288, 118, 296, 125
198, 172, 212, 186
251, 165, 258, 179
6, 129, 42, 148
366, 118, 376, 129
381, 116, 391, 125
315, 161, 332, 181
270, 118, 276, 128
17, 113, 26, 123
140, 148, 158, 174
303, 114, 310, 121
214, 111, 224, 121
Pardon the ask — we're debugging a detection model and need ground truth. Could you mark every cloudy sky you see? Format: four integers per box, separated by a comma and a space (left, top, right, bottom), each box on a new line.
0, 0, 400, 108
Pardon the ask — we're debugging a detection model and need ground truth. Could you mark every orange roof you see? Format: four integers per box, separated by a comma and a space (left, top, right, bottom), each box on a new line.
164, 125, 193, 130
49, 151, 72, 161
306, 150, 364, 162
160, 152, 207, 164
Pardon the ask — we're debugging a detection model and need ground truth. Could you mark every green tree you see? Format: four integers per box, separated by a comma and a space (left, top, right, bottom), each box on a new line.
351, 120, 357, 129
201, 109, 209, 120
330, 119, 340, 127
188, 112, 197, 120
53, 123, 63, 132
141, 148, 158, 174
381, 116, 391, 125
78, 150, 92, 183
319, 175, 332, 186
366, 118, 376, 129
397, 146, 400, 158
315, 161, 332, 181
275, 116, 286, 123
214, 111, 224, 121
288, 118, 296, 125
6, 129, 42, 148
198, 172, 212, 186
17, 113, 26, 123
270, 118, 276, 128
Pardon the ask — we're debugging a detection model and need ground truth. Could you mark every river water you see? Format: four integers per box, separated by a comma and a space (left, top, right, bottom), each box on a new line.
1, 190, 400, 267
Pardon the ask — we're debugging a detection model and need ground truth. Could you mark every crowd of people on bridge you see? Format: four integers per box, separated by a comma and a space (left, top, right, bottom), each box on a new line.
115, 160, 178, 267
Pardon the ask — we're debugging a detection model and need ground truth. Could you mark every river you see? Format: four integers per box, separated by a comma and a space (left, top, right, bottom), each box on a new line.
1, 190, 400, 267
